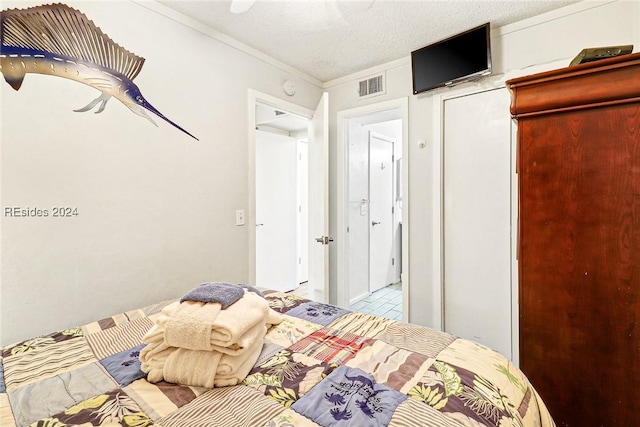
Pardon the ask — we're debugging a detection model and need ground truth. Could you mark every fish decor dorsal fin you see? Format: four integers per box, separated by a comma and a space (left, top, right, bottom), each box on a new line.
1, 3, 145, 81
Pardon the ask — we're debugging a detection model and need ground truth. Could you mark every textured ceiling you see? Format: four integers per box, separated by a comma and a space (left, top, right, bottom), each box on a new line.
158, 0, 580, 82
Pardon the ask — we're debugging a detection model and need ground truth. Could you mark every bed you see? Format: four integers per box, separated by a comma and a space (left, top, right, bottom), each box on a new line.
0, 289, 555, 427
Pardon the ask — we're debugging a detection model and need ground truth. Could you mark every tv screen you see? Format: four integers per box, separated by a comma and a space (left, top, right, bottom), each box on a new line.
411, 23, 491, 94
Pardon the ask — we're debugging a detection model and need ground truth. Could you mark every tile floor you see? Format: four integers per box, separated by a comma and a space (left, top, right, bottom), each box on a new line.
349, 282, 402, 321
287, 282, 402, 321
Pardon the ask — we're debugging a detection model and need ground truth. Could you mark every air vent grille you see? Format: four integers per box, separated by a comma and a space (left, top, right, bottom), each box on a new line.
358, 73, 385, 99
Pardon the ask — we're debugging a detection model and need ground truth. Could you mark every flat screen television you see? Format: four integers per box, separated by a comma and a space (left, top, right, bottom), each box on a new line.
411, 23, 491, 94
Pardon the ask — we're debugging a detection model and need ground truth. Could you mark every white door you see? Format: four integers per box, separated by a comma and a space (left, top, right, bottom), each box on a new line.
443, 88, 513, 358
255, 130, 298, 292
297, 141, 309, 284
308, 93, 330, 303
368, 132, 395, 293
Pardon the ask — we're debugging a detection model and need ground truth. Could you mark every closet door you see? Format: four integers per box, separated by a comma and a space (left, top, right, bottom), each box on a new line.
443, 88, 514, 358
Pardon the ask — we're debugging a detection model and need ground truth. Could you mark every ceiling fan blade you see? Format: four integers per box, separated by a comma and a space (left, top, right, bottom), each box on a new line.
230, 0, 256, 14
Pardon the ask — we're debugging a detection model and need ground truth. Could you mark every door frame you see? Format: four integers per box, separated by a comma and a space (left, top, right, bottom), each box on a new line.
336, 97, 409, 320
248, 90, 314, 286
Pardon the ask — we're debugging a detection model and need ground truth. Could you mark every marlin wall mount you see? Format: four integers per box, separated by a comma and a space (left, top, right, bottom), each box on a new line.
0, 3, 198, 140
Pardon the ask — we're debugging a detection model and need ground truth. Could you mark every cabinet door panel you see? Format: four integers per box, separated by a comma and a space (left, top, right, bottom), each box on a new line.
518, 104, 640, 426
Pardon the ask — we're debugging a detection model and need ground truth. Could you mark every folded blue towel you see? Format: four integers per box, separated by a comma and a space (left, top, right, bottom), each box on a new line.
180, 282, 264, 308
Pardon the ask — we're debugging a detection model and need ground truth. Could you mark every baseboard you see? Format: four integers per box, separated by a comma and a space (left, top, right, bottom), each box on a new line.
349, 292, 371, 306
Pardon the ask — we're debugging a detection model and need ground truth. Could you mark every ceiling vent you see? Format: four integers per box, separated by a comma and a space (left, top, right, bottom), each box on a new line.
358, 72, 385, 99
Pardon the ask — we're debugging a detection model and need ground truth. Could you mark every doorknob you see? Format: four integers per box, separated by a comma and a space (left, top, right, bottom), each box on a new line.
315, 236, 334, 245
256, 223, 264, 227
372, 221, 380, 226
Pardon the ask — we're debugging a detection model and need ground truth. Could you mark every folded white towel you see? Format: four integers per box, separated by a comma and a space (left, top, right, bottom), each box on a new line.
214, 338, 263, 387
142, 363, 161, 381
207, 307, 280, 355
140, 322, 174, 366
141, 327, 265, 386
140, 290, 283, 388
208, 291, 270, 346
161, 301, 180, 316
216, 330, 265, 375
164, 300, 222, 351
209, 323, 267, 356
163, 347, 223, 388
140, 340, 171, 363
141, 302, 177, 347
141, 346, 174, 383
162, 292, 277, 352
267, 308, 283, 326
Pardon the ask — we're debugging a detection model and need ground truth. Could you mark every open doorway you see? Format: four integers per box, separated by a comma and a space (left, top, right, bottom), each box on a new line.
336, 98, 408, 321
249, 90, 330, 303
254, 101, 309, 293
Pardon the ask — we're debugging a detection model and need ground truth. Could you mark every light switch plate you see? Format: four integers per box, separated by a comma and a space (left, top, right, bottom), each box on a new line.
235, 209, 245, 226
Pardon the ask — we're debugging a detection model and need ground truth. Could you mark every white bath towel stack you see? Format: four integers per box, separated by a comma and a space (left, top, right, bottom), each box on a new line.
140, 287, 282, 388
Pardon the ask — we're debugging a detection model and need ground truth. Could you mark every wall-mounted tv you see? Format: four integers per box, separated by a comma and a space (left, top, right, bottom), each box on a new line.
411, 23, 491, 94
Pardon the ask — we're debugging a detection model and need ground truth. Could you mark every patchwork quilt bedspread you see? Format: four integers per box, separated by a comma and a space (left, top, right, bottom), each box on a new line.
0, 290, 555, 426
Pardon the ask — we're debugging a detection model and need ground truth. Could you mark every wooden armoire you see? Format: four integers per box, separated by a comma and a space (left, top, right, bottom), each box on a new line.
507, 52, 640, 426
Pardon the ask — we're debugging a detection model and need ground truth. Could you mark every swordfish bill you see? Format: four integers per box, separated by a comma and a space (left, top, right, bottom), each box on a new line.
0, 3, 198, 140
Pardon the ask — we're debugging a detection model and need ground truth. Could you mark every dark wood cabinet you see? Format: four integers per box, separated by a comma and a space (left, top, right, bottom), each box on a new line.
507, 53, 640, 426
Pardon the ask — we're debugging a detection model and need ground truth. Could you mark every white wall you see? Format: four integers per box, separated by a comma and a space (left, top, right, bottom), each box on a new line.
0, 0, 322, 346
326, 0, 640, 327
